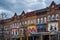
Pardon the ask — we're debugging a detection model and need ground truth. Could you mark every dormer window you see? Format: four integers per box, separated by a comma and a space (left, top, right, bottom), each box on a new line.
56, 14, 59, 20
51, 15, 55, 20
52, 5, 54, 8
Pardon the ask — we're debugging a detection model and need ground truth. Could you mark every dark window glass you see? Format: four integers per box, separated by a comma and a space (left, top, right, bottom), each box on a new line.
55, 27, 56, 30
50, 25, 53, 31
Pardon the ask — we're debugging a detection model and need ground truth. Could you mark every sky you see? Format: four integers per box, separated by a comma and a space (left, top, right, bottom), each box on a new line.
0, 0, 60, 18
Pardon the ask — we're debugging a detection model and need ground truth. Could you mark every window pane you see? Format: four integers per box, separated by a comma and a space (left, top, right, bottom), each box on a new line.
38, 18, 40, 24
40, 18, 43, 23
51, 15, 54, 20
48, 15, 51, 21
56, 14, 59, 20
44, 17, 46, 23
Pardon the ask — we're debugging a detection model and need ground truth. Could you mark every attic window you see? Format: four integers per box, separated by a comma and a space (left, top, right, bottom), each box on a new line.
52, 5, 54, 8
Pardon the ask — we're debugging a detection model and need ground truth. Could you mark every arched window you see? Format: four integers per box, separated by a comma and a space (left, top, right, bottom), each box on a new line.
34, 19, 36, 24
28, 20, 31, 24
50, 25, 53, 31
25, 21, 27, 24
48, 15, 51, 21
51, 15, 55, 20
56, 14, 59, 20
54, 27, 56, 30
40, 18, 43, 24
44, 17, 46, 23
37, 18, 40, 24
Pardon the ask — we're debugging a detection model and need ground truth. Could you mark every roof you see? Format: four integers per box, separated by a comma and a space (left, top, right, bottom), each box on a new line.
0, 1, 60, 23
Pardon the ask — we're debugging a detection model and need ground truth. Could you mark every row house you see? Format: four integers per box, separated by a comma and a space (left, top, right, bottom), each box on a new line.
0, 1, 60, 40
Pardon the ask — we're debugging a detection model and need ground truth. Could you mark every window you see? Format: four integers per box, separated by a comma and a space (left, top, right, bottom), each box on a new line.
31, 20, 33, 24
25, 21, 27, 24
20, 29, 23, 35
56, 14, 59, 20
16, 31, 18, 35
14, 23, 19, 28
28, 20, 31, 24
50, 25, 53, 31
48, 23, 58, 31
21, 22, 24, 25
12, 24, 14, 28
37, 18, 40, 24
48, 15, 51, 21
44, 17, 46, 23
12, 31, 14, 35
20, 22, 21, 25
34, 19, 36, 24
37, 25, 46, 32
40, 18, 43, 24
54, 27, 56, 30
51, 15, 55, 20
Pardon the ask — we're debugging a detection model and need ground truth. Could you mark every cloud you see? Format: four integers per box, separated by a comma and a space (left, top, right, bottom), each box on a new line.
0, 0, 60, 18
23, 0, 40, 7
27, 9, 33, 12
42, 0, 46, 8
0, 9, 14, 18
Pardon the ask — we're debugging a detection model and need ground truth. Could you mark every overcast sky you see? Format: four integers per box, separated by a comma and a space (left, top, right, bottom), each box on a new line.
0, 0, 60, 18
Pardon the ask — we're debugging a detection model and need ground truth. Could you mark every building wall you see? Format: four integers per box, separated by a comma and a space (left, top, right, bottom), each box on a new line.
0, 1, 60, 40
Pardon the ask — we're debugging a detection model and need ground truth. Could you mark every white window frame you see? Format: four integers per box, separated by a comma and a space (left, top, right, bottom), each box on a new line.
28, 20, 31, 24
31, 20, 33, 24
40, 18, 43, 24
37, 18, 40, 24
51, 15, 55, 21
34, 19, 36, 24
20, 22, 21, 25
44, 17, 46, 23
25, 21, 27, 24
56, 14, 59, 20
48, 15, 51, 21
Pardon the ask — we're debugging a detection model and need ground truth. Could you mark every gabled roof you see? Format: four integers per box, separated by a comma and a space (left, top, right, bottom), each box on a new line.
14, 12, 17, 16
0, 1, 60, 23
50, 1, 56, 6
21, 11, 25, 15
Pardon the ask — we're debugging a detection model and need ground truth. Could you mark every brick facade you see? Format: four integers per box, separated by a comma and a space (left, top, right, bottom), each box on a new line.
0, 1, 60, 40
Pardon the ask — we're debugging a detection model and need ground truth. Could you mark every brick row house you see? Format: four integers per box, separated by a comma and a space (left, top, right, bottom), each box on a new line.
0, 1, 60, 40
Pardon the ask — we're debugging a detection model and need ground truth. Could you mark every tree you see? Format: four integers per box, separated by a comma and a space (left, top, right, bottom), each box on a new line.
0, 12, 7, 20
